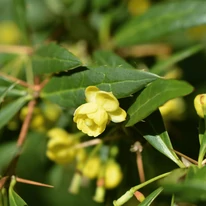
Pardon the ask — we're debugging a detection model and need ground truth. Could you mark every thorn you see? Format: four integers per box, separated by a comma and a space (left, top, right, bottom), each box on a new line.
16, 177, 54, 188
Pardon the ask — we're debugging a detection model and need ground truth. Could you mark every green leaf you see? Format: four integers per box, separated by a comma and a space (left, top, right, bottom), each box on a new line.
126, 78, 193, 126
0, 86, 27, 98
137, 110, 184, 167
0, 142, 19, 174
9, 177, 27, 206
0, 96, 28, 129
161, 166, 206, 202
150, 44, 203, 75
138, 187, 163, 206
0, 83, 18, 103
93, 50, 134, 69
41, 67, 159, 108
144, 134, 182, 166
32, 43, 82, 75
114, 1, 206, 46
0, 188, 8, 206
13, 0, 28, 44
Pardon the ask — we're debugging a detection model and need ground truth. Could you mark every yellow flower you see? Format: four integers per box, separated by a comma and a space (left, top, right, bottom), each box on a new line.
0, 21, 21, 44
46, 128, 77, 164
82, 156, 101, 179
194, 94, 206, 118
104, 161, 123, 189
73, 86, 126, 137
128, 0, 150, 16
159, 98, 185, 121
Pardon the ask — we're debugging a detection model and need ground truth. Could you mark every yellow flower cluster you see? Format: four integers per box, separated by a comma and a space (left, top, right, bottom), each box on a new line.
46, 128, 77, 164
73, 86, 127, 137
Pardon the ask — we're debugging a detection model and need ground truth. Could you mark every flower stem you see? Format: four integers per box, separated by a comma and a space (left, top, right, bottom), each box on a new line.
113, 171, 171, 206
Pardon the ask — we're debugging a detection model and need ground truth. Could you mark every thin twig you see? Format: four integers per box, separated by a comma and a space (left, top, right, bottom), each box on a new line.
17, 99, 36, 147
0, 72, 32, 88
0, 45, 33, 55
136, 151, 145, 183
171, 149, 198, 165
16, 177, 54, 188
75, 139, 102, 149
0, 176, 9, 190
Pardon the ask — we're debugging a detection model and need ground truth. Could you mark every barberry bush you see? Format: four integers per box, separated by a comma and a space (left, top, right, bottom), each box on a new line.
1, 0, 206, 206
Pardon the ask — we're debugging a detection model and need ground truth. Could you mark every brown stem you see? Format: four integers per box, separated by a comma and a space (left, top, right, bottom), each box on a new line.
75, 139, 102, 149
171, 149, 198, 165
0, 45, 33, 55
136, 151, 145, 183
0, 72, 32, 88
17, 99, 36, 147
0, 176, 9, 190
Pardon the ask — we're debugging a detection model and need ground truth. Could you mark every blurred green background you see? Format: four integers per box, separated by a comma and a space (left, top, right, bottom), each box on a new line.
1, 0, 206, 205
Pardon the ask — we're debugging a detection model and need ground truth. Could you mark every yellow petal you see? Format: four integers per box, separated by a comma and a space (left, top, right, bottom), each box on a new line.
85, 86, 99, 102
87, 108, 108, 126
95, 91, 119, 112
80, 118, 106, 137
108, 107, 127, 123
74, 103, 97, 116
47, 138, 70, 151
47, 128, 69, 139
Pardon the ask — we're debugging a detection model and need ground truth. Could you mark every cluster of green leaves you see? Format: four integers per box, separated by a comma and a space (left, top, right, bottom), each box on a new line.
1, 0, 206, 205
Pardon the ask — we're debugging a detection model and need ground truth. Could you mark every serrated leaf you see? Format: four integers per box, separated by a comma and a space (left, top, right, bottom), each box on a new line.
0, 96, 28, 129
41, 67, 159, 108
32, 43, 82, 75
126, 78, 193, 126
114, 1, 206, 46
138, 187, 163, 206
93, 50, 134, 69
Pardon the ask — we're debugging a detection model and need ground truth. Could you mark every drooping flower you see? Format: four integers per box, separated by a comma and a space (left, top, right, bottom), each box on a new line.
73, 86, 126, 137
46, 128, 77, 164
194, 94, 206, 118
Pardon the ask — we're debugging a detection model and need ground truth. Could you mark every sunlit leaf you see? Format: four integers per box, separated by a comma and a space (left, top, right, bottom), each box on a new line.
93, 50, 134, 69
41, 67, 158, 108
32, 43, 82, 74
126, 79, 193, 126
114, 1, 206, 46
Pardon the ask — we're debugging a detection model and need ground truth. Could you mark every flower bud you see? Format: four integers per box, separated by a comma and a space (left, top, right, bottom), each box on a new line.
104, 161, 123, 189
82, 156, 101, 179
194, 94, 206, 118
